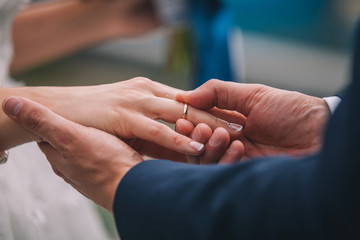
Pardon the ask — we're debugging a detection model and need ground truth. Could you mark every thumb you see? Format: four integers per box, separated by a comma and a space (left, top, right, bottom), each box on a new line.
3, 96, 77, 149
176, 79, 262, 116
176, 80, 219, 110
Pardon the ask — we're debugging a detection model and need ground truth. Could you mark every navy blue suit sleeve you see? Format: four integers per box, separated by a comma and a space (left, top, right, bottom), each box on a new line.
114, 153, 357, 239
113, 23, 360, 240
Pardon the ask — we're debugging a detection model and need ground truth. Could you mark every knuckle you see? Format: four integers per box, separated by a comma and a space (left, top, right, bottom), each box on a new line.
148, 124, 163, 137
207, 79, 221, 86
133, 77, 152, 86
52, 127, 76, 153
173, 133, 185, 146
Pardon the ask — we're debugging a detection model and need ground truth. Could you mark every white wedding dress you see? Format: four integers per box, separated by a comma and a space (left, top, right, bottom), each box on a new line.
0, 1, 109, 239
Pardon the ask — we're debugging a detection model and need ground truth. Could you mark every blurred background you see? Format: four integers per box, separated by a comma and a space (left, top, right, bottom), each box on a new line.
13, 0, 360, 97
10, 0, 360, 239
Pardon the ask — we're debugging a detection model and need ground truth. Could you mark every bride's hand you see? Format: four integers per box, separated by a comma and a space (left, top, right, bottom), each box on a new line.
51, 77, 242, 155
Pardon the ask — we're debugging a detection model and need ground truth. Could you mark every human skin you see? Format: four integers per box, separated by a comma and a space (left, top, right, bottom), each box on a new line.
1, 79, 329, 212
2, 96, 243, 211
3, 96, 142, 211
7, 1, 242, 157
177, 79, 331, 158
175, 119, 244, 164
0, 78, 241, 156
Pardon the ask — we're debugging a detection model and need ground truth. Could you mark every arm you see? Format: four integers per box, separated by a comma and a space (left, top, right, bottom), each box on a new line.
115, 82, 360, 240
3, 82, 359, 239
5, 23, 360, 240
0, 78, 239, 155
115, 155, 327, 239
116, 44, 360, 238
1, 96, 244, 209
11, 0, 158, 73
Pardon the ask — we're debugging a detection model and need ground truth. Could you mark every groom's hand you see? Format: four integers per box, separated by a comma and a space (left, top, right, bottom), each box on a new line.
3, 96, 142, 212
177, 79, 330, 158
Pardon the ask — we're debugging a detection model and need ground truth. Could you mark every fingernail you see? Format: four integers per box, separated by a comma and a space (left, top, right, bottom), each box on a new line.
189, 141, 204, 152
227, 143, 238, 154
209, 131, 221, 146
228, 122, 243, 132
3, 97, 23, 117
191, 128, 201, 142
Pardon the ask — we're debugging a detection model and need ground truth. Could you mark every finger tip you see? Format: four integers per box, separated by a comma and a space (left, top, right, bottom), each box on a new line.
195, 123, 212, 138
227, 140, 245, 156
2, 96, 23, 117
176, 119, 194, 135
215, 127, 231, 141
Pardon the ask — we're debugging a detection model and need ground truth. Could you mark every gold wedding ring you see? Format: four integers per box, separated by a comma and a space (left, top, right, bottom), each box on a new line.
182, 103, 189, 119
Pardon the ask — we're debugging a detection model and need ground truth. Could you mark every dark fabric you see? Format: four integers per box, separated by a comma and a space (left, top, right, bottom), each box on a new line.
113, 25, 360, 240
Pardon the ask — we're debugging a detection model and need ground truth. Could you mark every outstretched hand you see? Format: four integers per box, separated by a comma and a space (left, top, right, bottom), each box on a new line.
50, 78, 243, 157
177, 79, 331, 158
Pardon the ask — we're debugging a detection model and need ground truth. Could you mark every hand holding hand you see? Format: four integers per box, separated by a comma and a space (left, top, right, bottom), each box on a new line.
53, 78, 241, 157
3, 96, 141, 212
177, 80, 331, 158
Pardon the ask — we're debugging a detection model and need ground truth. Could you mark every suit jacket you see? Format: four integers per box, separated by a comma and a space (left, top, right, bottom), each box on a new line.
113, 27, 360, 240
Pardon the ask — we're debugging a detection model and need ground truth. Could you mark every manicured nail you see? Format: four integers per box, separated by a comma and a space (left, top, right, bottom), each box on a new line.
189, 141, 204, 152
228, 122, 243, 132
3, 97, 23, 117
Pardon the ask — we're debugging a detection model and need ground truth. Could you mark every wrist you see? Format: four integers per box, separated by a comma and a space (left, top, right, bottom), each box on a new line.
0, 86, 65, 149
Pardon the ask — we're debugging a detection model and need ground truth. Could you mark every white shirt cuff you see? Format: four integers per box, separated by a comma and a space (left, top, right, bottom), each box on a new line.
322, 96, 342, 114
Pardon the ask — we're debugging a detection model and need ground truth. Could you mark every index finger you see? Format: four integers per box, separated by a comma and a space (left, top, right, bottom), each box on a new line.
129, 116, 205, 156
